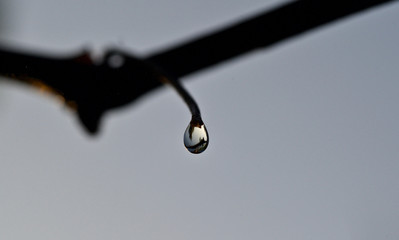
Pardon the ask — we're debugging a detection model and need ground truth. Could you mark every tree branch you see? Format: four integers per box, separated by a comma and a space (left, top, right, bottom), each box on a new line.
146, 0, 395, 78
0, 0, 394, 133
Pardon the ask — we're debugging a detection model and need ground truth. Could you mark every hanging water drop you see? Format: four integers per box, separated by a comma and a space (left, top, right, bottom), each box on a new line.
157, 75, 209, 153
184, 120, 209, 154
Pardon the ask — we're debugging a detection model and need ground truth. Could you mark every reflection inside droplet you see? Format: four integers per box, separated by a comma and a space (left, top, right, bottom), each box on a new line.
184, 121, 209, 154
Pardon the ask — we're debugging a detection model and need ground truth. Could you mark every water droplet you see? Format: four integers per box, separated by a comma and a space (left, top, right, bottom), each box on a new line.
184, 121, 209, 154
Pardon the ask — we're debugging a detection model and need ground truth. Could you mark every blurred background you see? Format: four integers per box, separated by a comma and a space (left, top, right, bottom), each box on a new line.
1, 0, 399, 239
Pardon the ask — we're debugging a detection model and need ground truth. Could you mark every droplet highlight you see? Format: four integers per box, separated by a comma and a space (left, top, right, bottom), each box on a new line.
184, 122, 209, 154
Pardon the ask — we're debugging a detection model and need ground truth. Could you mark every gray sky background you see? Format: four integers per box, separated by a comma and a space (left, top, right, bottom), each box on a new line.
1, 1, 399, 239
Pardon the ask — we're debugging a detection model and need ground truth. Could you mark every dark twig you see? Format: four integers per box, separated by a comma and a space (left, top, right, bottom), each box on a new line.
147, 0, 395, 78
0, 0, 394, 134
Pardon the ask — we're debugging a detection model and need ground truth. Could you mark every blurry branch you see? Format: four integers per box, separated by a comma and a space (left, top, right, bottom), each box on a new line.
0, 49, 161, 133
147, 0, 395, 78
0, 0, 395, 134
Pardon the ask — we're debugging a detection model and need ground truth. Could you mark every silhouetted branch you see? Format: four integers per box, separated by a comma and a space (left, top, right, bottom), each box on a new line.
0, 48, 162, 133
0, 0, 394, 134
147, 0, 395, 78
